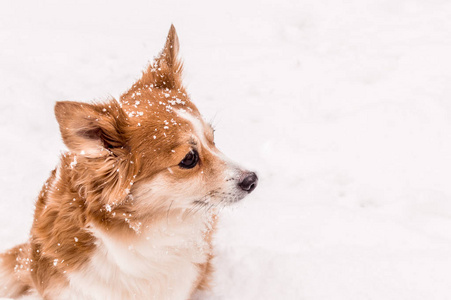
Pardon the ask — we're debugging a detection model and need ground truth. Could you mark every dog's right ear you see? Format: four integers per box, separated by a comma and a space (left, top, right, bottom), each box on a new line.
140, 24, 183, 90
54, 100, 127, 158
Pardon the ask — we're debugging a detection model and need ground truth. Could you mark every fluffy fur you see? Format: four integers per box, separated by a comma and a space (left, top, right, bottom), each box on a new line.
0, 25, 257, 299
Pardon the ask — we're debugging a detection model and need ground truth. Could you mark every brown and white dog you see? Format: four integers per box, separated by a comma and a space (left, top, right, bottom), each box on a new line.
0, 25, 257, 299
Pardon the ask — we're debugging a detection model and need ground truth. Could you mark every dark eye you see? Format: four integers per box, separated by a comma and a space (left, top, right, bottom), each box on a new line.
178, 149, 199, 169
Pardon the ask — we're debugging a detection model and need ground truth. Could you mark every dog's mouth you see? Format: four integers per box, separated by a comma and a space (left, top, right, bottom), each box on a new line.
190, 174, 259, 210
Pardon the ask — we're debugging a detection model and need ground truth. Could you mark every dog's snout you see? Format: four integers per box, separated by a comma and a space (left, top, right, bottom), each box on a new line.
238, 172, 258, 193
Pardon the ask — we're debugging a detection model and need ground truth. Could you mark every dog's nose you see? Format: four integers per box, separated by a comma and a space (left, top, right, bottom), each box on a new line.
239, 172, 258, 193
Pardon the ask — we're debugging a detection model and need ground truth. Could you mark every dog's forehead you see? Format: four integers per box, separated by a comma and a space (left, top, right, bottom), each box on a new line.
122, 88, 199, 122
175, 109, 207, 140
121, 90, 209, 149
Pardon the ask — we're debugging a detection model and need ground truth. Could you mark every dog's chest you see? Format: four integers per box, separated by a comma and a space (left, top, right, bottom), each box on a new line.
66, 218, 211, 300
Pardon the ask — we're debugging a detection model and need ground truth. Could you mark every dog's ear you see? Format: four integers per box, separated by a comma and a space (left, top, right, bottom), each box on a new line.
54, 100, 127, 158
146, 24, 183, 90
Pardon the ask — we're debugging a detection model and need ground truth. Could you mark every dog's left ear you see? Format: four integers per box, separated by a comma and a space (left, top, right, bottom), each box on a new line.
145, 24, 183, 90
54, 100, 127, 158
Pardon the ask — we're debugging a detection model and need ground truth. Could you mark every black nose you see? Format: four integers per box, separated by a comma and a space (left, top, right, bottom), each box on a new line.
239, 172, 258, 193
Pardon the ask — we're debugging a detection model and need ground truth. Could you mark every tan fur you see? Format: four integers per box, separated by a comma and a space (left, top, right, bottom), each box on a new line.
0, 25, 256, 299
0, 243, 31, 297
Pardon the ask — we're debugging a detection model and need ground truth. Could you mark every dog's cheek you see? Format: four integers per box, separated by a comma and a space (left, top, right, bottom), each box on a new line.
132, 172, 207, 208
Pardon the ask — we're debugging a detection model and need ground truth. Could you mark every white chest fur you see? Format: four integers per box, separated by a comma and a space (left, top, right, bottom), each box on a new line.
65, 214, 212, 300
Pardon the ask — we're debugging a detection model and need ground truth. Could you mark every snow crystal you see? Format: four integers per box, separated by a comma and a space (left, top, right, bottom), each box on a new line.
69, 156, 77, 169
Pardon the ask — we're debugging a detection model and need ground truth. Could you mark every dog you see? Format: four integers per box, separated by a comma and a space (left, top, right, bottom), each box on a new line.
0, 25, 258, 299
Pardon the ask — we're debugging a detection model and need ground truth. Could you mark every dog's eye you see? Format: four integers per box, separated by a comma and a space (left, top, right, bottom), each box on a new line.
179, 150, 199, 169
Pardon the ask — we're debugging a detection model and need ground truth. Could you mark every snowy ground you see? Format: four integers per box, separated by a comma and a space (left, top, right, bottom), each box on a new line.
2, 0, 451, 299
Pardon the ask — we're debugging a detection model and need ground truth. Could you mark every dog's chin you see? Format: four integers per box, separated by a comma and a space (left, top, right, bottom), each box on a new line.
228, 191, 253, 204
216, 189, 254, 206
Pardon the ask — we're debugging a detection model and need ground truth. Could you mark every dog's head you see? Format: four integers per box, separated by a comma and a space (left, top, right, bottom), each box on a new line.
54, 26, 257, 218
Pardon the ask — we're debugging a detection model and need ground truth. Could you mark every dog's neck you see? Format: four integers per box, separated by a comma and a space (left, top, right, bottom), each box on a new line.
65, 209, 215, 299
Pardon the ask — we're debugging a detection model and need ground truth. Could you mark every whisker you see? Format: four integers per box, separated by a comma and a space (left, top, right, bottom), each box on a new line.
166, 200, 174, 225
183, 188, 230, 219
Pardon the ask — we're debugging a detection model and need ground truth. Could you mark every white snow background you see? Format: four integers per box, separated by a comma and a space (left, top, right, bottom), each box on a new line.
1, 0, 451, 299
